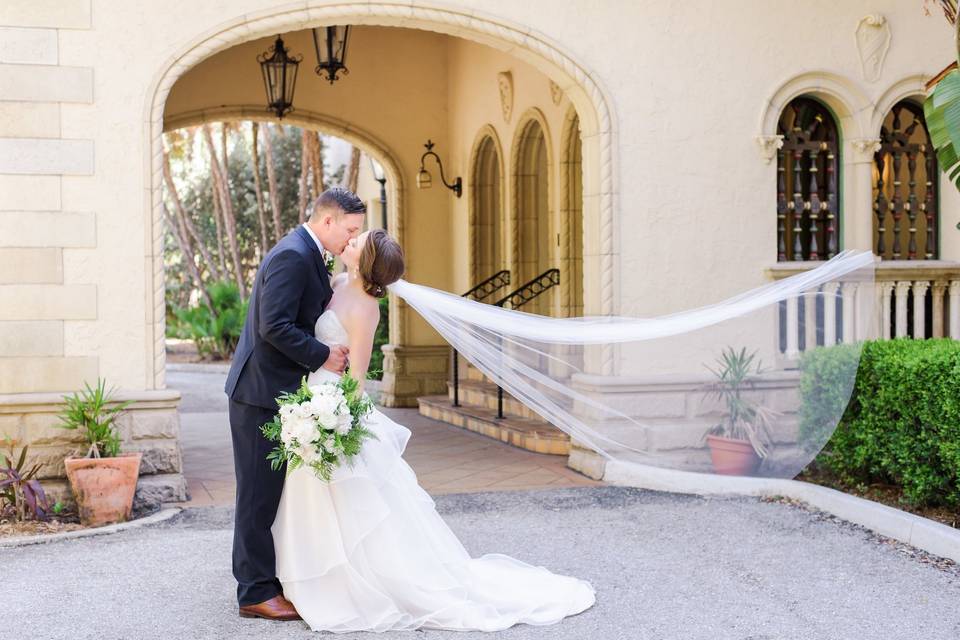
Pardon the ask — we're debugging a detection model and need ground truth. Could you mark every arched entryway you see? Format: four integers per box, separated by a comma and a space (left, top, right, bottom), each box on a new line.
469, 129, 504, 285
512, 113, 553, 316
560, 109, 584, 318
145, 2, 620, 403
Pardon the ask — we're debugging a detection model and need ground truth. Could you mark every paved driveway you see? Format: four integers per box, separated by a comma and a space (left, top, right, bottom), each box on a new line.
6, 486, 959, 639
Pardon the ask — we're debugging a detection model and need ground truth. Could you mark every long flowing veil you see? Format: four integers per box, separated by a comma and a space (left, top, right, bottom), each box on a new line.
389, 251, 878, 479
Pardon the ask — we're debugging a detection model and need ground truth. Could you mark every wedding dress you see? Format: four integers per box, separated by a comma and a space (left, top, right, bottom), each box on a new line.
270, 309, 596, 633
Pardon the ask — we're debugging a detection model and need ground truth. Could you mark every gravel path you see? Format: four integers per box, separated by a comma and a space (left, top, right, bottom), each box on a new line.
7, 486, 959, 639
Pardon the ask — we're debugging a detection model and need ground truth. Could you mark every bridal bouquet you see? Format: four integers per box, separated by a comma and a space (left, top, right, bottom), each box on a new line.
261, 374, 377, 482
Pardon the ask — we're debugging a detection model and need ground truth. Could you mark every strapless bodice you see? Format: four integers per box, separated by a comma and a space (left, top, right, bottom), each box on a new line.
314, 309, 348, 345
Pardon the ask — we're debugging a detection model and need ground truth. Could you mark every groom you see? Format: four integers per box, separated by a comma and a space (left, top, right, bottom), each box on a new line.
224, 187, 366, 620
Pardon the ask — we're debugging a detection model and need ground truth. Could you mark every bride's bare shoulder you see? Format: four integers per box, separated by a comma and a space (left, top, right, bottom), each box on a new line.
339, 294, 380, 330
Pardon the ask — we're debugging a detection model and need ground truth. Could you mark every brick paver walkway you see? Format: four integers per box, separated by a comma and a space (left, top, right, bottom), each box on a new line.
171, 367, 600, 507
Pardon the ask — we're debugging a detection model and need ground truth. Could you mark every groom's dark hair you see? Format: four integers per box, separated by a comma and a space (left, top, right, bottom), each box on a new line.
310, 187, 366, 219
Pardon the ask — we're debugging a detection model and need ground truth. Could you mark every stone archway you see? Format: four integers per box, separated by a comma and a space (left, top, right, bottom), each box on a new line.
144, 1, 620, 388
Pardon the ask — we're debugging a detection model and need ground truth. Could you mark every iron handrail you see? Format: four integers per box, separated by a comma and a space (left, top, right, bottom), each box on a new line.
451, 270, 511, 407
493, 269, 560, 309
462, 270, 511, 301
491, 269, 561, 418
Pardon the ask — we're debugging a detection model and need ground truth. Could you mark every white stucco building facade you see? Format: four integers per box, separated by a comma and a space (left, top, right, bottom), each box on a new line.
1, 1, 957, 497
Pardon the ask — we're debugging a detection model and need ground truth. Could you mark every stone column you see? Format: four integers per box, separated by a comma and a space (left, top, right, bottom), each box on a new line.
380, 344, 450, 408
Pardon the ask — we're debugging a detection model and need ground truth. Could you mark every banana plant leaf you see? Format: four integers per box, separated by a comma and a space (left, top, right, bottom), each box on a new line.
925, 11, 960, 198
925, 70, 960, 192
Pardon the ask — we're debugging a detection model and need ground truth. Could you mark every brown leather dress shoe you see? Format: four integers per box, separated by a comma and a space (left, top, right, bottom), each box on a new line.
238, 595, 302, 621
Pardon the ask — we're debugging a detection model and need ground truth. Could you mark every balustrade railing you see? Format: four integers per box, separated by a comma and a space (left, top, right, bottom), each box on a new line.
768, 261, 960, 358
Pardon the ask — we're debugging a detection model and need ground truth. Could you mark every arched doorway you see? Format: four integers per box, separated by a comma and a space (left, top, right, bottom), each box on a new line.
512, 115, 552, 316
470, 131, 504, 286
560, 110, 583, 318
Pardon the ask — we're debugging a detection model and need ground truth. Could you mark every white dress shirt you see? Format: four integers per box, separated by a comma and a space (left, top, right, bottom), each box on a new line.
302, 223, 326, 255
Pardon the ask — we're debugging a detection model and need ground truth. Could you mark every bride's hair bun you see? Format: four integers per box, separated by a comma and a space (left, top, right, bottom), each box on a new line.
358, 229, 404, 299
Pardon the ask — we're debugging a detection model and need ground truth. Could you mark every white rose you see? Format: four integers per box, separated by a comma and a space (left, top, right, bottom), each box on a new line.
334, 413, 352, 435
284, 415, 315, 447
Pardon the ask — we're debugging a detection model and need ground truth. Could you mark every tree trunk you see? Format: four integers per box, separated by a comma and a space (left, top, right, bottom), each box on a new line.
310, 131, 325, 197
344, 145, 361, 193
260, 123, 284, 242
250, 122, 271, 256
162, 147, 221, 282
210, 171, 228, 278
298, 129, 310, 224
162, 202, 213, 311
203, 123, 247, 297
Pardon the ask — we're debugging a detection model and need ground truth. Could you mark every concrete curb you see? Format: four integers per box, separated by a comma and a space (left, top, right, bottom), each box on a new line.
0, 507, 183, 549
166, 362, 231, 374
604, 460, 960, 563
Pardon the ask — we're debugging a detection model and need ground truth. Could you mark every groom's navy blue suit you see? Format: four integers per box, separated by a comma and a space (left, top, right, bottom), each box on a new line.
225, 225, 333, 606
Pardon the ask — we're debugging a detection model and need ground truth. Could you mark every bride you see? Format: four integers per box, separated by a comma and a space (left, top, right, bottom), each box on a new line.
270, 228, 596, 633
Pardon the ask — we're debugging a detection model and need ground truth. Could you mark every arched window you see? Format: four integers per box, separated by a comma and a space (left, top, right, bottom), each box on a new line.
873, 100, 938, 260
776, 97, 840, 262
514, 119, 552, 314
471, 135, 503, 284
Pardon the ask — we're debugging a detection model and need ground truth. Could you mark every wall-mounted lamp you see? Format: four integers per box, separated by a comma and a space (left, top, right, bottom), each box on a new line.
416, 140, 462, 198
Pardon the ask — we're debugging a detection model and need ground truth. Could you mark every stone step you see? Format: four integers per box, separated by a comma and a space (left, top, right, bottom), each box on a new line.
446, 379, 542, 420
458, 361, 487, 382
418, 395, 570, 456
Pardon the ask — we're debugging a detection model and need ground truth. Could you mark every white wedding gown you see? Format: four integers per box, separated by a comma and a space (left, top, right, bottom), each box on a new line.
270, 309, 596, 633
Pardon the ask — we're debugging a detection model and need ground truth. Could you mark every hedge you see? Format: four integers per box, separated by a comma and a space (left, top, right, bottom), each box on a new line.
799, 338, 960, 507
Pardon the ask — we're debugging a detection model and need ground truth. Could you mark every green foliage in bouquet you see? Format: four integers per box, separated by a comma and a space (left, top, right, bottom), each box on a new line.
261, 373, 378, 482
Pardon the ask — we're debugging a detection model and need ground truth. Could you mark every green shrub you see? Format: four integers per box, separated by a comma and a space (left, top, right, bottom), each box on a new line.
168, 281, 247, 360
800, 339, 960, 507
368, 296, 389, 381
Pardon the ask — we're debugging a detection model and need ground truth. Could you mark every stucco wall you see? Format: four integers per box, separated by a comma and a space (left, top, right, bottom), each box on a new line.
1, 0, 958, 396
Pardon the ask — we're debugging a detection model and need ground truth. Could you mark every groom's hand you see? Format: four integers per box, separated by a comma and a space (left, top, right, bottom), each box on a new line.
322, 344, 350, 374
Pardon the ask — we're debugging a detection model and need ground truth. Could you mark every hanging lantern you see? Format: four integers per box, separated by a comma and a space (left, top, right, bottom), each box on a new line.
258, 35, 302, 118
312, 26, 350, 84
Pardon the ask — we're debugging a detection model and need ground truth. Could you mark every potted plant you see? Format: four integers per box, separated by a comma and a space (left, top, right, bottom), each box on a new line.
57, 379, 140, 526
701, 347, 777, 476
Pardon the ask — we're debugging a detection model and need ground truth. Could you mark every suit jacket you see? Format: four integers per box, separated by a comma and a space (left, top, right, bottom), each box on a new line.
225, 225, 332, 409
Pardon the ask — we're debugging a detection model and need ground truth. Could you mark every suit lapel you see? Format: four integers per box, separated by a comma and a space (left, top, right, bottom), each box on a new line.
294, 225, 329, 282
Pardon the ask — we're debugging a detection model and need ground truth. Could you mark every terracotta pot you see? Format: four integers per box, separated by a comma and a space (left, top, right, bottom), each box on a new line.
64, 452, 142, 527
705, 434, 760, 476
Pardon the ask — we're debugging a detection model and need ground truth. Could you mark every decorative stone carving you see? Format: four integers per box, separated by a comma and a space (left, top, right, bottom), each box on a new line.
755, 135, 784, 164
855, 14, 890, 82
549, 80, 563, 105
497, 71, 513, 124
850, 137, 882, 162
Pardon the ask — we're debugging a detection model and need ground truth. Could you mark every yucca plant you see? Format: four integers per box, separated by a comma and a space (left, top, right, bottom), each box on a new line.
0, 438, 51, 522
702, 346, 777, 458
57, 379, 131, 459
